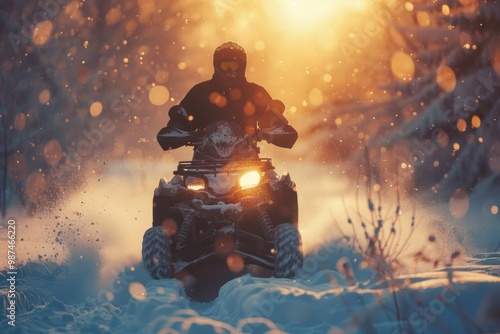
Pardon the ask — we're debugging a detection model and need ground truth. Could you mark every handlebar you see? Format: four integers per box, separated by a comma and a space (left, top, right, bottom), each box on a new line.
157, 122, 297, 151
157, 127, 205, 151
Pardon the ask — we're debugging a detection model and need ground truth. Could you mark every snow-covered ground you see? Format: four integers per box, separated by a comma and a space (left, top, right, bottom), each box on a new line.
2, 254, 500, 334
1, 155, 500, 333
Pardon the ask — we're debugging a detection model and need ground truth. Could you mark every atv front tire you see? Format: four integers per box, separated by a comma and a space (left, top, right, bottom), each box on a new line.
274, 223, 304, 278
142, 226, 173, 279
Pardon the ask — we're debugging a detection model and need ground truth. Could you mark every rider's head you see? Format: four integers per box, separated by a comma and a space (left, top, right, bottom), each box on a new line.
213, 41, 246, 87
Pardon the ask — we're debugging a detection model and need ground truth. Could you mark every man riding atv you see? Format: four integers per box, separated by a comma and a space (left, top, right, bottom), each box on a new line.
142, 41, 303, 301
163, 41, 297, 150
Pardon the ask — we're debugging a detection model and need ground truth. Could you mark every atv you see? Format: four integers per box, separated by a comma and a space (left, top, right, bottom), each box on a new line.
142, 119, 303, 300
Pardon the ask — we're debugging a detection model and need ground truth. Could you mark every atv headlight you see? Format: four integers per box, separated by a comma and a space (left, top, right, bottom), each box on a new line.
239, 171, 261, 189
185, 176, 205, 191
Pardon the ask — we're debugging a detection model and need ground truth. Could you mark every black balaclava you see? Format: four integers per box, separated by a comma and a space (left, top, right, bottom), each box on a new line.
213, 41, 247, 87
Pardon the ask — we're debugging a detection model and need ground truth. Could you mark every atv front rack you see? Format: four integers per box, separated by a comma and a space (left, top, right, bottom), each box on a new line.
174, 159, 275, 176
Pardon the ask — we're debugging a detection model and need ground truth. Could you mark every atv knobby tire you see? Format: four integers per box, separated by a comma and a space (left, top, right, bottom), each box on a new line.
274, 223, 303, 278
142, 226, 173, 279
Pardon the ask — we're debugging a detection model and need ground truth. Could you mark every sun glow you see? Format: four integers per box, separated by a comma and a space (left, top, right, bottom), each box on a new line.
272, 0, 368, 32
279, 1, 340, 30
172, 0, 372, 122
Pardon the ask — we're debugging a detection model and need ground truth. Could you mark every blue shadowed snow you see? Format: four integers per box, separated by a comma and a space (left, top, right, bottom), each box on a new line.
1, 242, 500, 334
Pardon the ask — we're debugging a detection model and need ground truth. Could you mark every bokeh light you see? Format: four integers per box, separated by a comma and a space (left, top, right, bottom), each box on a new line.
32, 21, 53, 46
65, 1, 85, 23
90, 101, 104, 117
442, 5, 450, 15
226, 254, 244, 273
416, 11, 430, 27
43, 139, 64, 166
493, 44, 500, 75
149, 85, 170, 106
14, 113, 26, 131
449, 188, 469, 219
106, 7, 123, 25
161, 218, 178, 236
7, 152, 28, 181
209, 92, 228, 108
436, 66, 456, 92
436, 129, 449, 148
308, 88, 324, 106
471, 115, 481, 128
456, 118, 467, 132
105, 292, 115, 302
138, 0, 156, 23
254, 40, 265, 51
391, 51, 414, 81
489, 141, 500, 172
25, 173, 47, 204
39, 89, 51, 104
458, 0, 477, 6
128, 282, 147, 301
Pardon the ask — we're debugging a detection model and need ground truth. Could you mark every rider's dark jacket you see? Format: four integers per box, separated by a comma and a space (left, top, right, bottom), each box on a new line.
161, 74, 298, 150
170, 74, 272, 137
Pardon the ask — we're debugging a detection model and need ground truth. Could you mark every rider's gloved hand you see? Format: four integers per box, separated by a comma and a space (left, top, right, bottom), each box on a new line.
167, 105, 191, 131
256, 124, 298, 148
256, 129, 271, 142
258, 100, 288, 129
